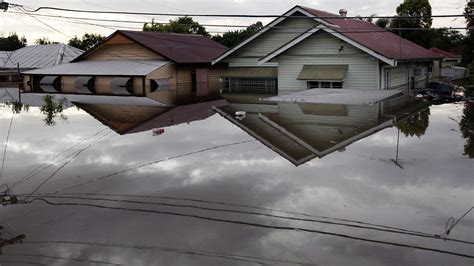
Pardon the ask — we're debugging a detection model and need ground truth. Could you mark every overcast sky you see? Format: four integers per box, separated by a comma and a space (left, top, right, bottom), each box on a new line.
0, 0, 468, 44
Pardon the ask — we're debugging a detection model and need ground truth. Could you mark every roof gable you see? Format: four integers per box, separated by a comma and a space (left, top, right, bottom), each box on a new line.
214, 5, 440, 64
75, 31, 228, 64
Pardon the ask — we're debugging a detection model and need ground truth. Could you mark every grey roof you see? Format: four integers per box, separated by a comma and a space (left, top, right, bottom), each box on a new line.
1, 44, 83, 69
23, 60, 170, 76
0, 51, 14, 67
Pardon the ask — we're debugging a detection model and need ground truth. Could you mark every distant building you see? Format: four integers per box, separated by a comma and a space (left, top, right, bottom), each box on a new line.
213, 6, 442, 96
429, 48, 466, 81
23, 31, 228, 106
0, 44, 83, 84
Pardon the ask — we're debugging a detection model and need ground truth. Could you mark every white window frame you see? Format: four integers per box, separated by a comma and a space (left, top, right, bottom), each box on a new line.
307, 80, 344, 89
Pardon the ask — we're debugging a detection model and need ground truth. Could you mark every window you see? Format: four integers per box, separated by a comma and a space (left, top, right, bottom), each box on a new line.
307, 81, 343, 89
222, 78, 277, 95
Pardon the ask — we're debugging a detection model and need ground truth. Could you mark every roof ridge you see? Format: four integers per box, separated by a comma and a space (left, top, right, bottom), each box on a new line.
121, 30, 205, 37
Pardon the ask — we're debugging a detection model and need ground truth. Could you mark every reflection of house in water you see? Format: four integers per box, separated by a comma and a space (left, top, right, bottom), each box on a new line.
214, 6, 441, 96
215, 95, 426, 165
22, 31, 228, 106
76, 99, 228, 135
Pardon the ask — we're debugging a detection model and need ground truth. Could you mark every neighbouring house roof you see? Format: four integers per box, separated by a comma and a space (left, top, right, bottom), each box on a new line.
297, 65, 348, 80
429, 48, 462, 60
214, 5, 440, 65
222, 67, 278, 78
74, 30, 229, 64
23, 60, 170, 76
1, 44, 83, 70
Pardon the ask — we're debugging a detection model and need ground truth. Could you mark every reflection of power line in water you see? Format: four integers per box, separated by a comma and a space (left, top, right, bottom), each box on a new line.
20, 240, 307, 266
21, 197, 474, 259
12, 129, 110, 188
19, 194, 474, 245
0, 115, 14, 184
2, 253, 120, 265
51, 140, 256, 194
0, 260, 45, 266
26, 131, 113, 198
11, 129, 110, 189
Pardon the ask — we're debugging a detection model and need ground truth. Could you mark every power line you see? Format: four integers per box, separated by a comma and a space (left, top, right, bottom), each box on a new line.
20, 240, 310, 265
52, 139, 256, 194
7, 10, 470, 32
22, 197, 474, 259
20, 194, 474, 245
16, 5, 470, 20
17, 9, 71, 40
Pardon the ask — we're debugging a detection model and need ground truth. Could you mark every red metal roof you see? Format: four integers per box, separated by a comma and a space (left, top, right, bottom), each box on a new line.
301, 7, 440, 61
98, 31, 228, 64
429, 48, 461, 59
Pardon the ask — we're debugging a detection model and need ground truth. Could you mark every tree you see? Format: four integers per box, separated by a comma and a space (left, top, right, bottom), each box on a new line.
389, 0, 433, 48
0, 33, 27, 51
68, 33, 105, 51
459, 101, 474, 158
431, 29, 465, 51
212, 21, 263, 48
143, 17, 209, 37
40, 95, 67, 126
396, 108, 430, 138
35, 37, 58, 45
462, 1, 473, 66
375, 18, 390, 28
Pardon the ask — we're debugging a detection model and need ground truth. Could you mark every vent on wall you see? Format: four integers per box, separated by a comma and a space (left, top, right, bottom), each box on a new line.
39, 76, 61, 93
111, 77, 133, 95
75, 76, 95, 94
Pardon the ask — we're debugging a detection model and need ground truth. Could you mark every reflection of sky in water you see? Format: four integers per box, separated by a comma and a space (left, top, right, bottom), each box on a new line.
0, 102, 472, 265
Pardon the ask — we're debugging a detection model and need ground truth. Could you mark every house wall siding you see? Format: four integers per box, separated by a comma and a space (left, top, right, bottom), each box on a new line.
276, 102, 379, 128
225, 15, 318, 67
277, 32, 378, 93
85, 43, 165, 61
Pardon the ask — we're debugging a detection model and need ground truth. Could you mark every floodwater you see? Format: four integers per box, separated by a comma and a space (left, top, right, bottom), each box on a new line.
0, 90, 473, 265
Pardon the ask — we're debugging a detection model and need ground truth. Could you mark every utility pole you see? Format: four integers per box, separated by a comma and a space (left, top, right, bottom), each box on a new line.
0, 226, 26, 255
0, 1, 9, 12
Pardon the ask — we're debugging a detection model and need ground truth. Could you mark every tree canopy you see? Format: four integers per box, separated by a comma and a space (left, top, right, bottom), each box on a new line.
0, 33, 27, 51
462, 1, 473, 66
389, 0, 433, 48
35, 37, 58, 45
212, 22, 263, 48
68, 33, 106, 51
143, 17, 209, 37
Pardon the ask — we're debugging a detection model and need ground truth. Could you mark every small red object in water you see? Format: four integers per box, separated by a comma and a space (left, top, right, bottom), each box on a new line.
152, 128, 165, 136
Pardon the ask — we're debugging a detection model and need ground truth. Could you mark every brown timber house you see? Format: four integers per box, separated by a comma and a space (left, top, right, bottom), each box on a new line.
23, 30, 229, 106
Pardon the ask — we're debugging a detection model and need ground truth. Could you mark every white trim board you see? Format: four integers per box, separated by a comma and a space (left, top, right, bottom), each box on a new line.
258, 27, 396, 66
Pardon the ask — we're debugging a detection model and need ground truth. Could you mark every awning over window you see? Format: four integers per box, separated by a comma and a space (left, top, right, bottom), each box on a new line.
222, 67, 278, 78
297, 65, 348, 80
111, 77, 133, 95
74, 76, 95, 94
39, 76, 60, 92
